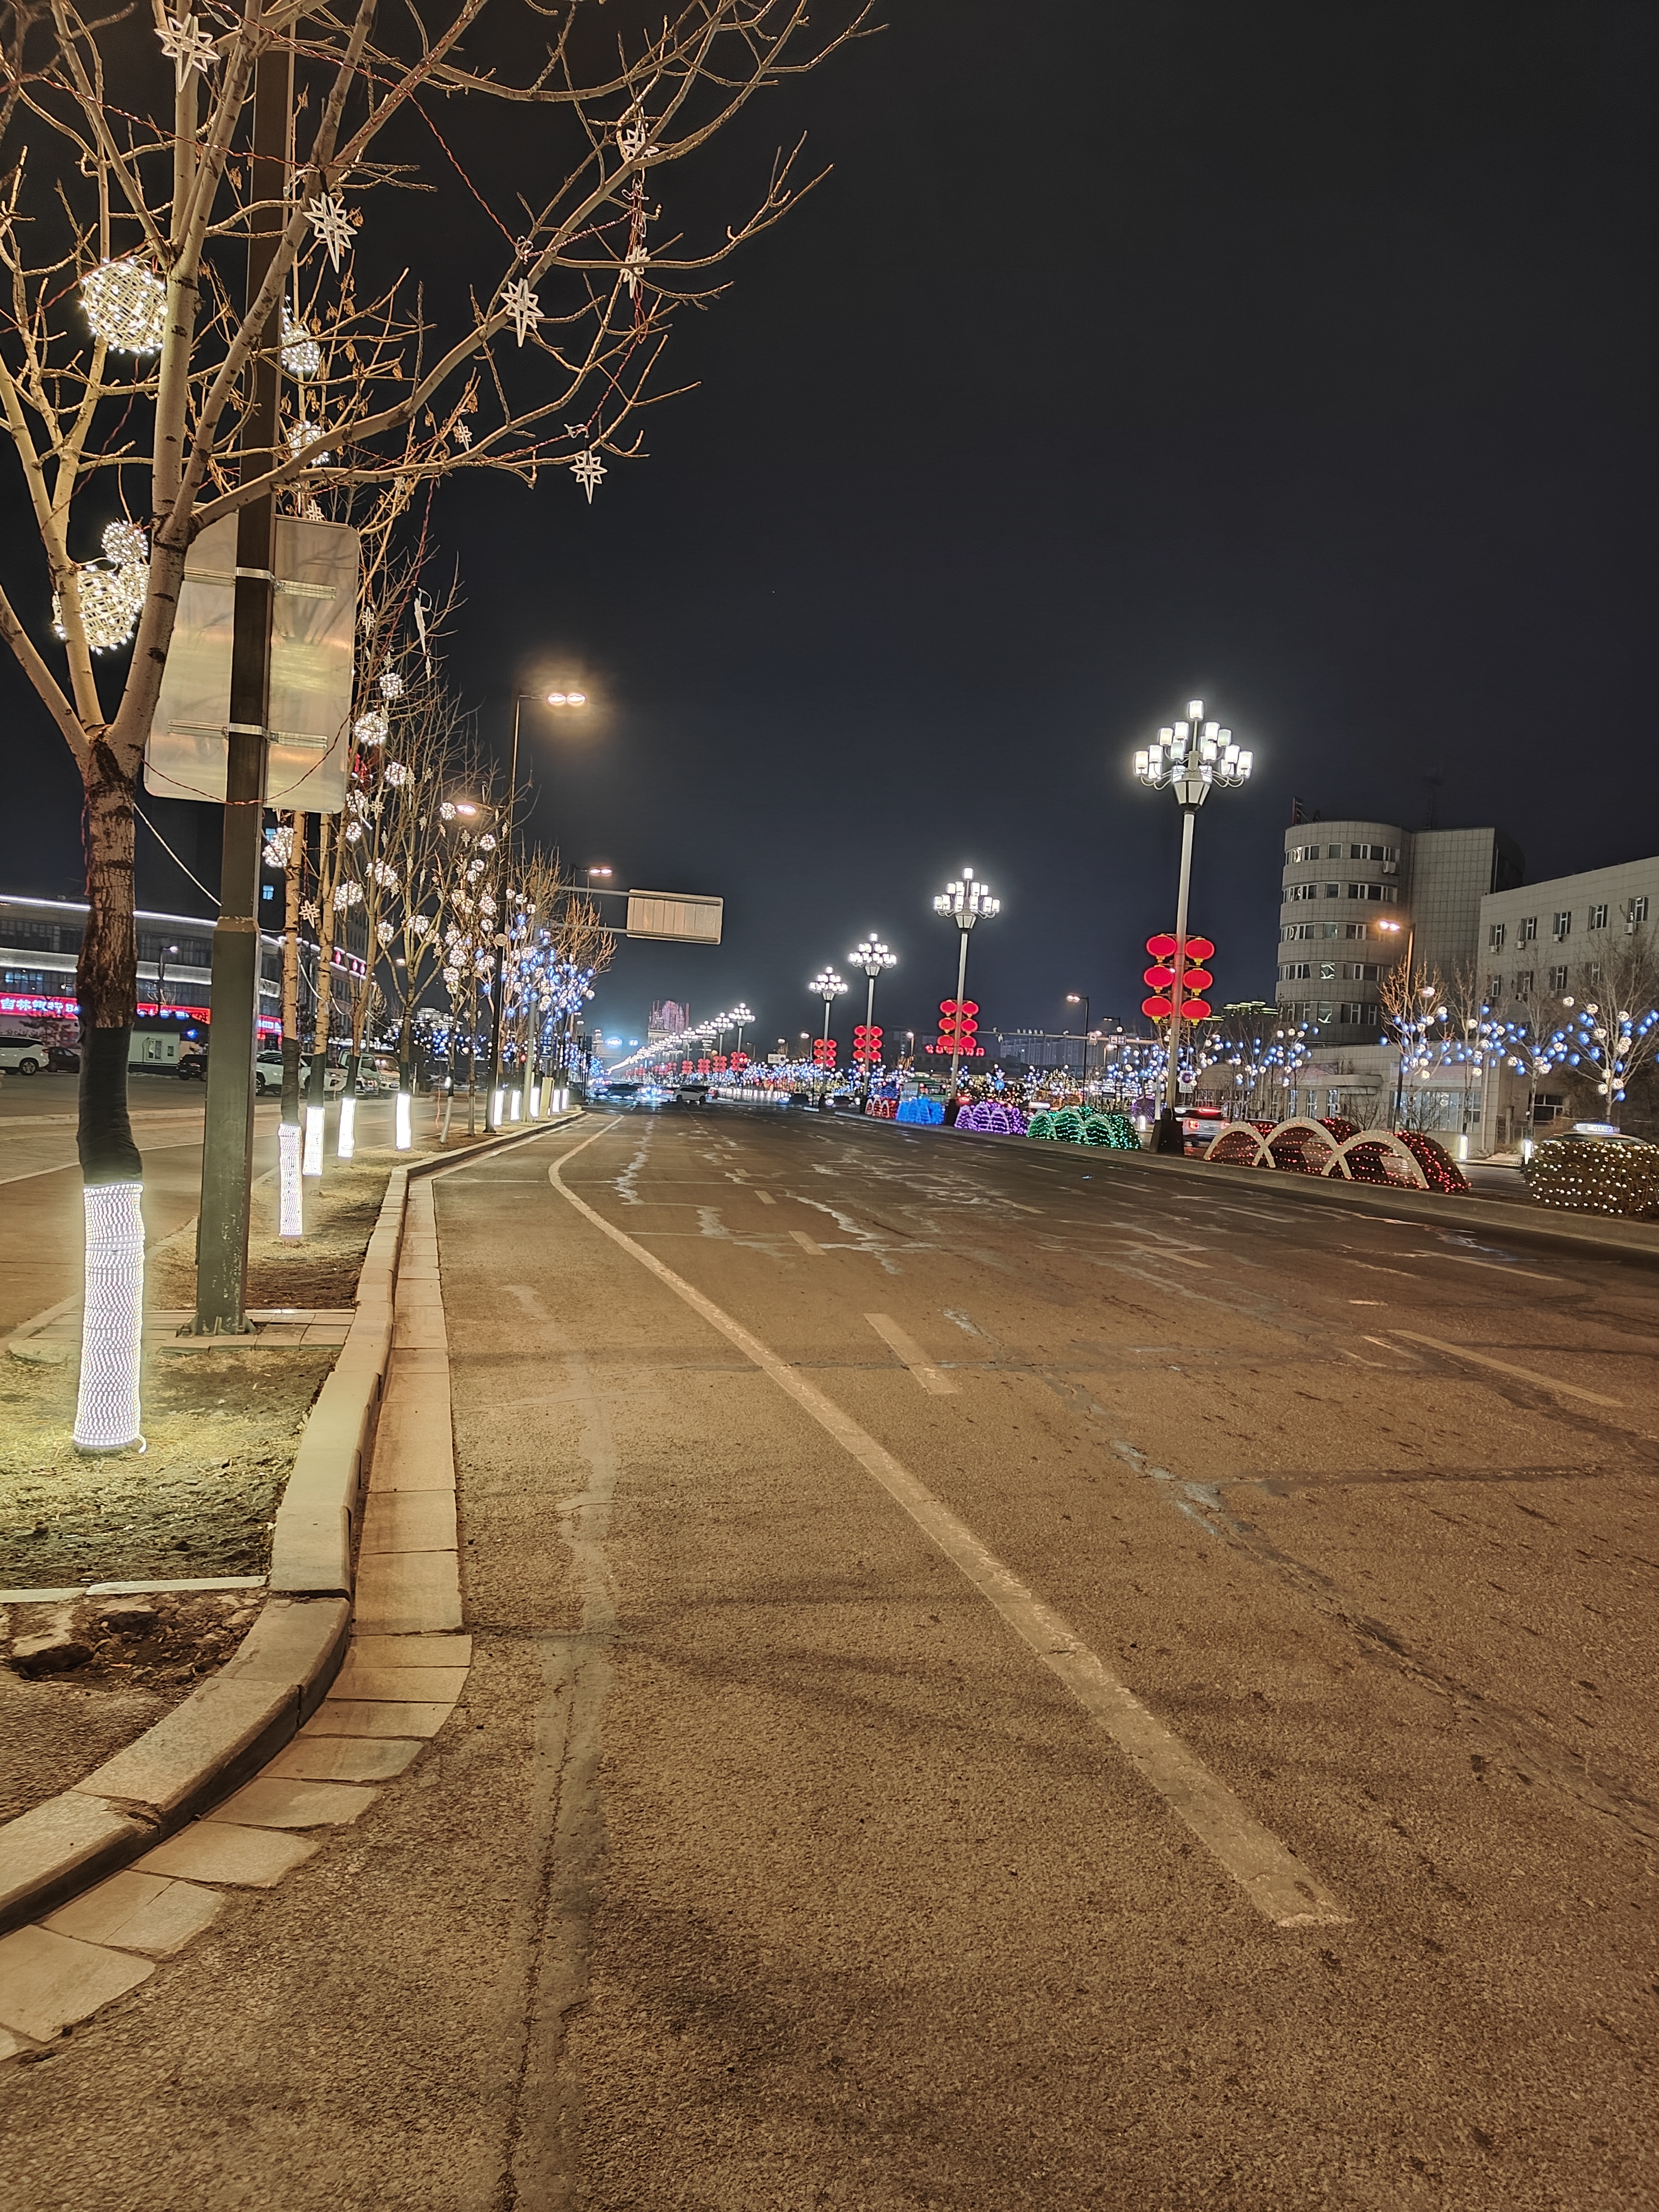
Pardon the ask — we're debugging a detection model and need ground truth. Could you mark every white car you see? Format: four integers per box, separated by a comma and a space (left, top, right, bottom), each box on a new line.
0, 1036, 48, 1075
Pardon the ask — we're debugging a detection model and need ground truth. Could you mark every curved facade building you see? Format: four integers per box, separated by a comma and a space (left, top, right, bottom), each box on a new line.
1276, 822, 1522, 1046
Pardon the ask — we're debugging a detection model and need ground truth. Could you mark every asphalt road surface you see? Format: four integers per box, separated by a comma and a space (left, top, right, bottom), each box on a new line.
5, 1102, 1655, 2210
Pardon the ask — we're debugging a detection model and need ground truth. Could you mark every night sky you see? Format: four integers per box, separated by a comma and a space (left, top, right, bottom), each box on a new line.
4, 3, 1655, 1058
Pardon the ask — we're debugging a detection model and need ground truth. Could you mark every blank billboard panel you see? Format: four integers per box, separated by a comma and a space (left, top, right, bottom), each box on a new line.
626, 893, 723, 945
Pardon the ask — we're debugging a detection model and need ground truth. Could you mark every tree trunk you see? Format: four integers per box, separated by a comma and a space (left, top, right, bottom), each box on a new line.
77, 737, 141, 1184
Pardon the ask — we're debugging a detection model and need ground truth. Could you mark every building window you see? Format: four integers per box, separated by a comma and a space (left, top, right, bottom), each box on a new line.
1515, 970, 1534, 995
1548, 965, 1568, 991
1282, 922, 1316, 941
1339, 1002, 1381, 1027
1286, 842, 1322, 865
1327, 844, 1344, 859
1633, 896, 1650, 924
1341, 962, 1382, 982
1552, 911, 1572, 939
1518, 916, 1537, 942
1346, 882, 1398, 903
1487, 974, 1502, 1000
1588, 901, 1608, 929
1286, 882, 1319, 903
1280, 962, 1311, 981
1488, 922, 1506, 950
1586, 962, 1602, 985
1325, 881, 1340, 897
1347, 842, 1399, 862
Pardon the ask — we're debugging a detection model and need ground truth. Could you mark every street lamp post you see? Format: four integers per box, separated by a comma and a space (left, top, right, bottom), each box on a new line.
810, 968, 847, 1103
933, 868, 999, 1094
1063, 992, 1090, 1083
1132, 700, 1253, 1152
849, 936, 897, 1107
485, 687, 589, 1129
156, 943, 179, 1014
1375, 916, 1416, 1127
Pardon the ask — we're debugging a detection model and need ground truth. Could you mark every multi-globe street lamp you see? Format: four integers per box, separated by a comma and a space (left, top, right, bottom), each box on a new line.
1132, 699, 1253, 1151
810, 967, 847, 1098
849, 936, 897, 1104
932, 868, 999, 1092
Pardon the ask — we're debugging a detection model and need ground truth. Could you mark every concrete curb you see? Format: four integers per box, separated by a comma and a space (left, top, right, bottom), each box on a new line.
918, 1120, 1659, 1270
0, 1108, 582, 1937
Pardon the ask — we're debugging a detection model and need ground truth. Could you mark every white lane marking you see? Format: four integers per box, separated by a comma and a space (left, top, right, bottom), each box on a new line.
1343, 1260, 1416, 1277
548, 1136, 1346, 1930
1390, 1330, 1623, 1407
1417, 1252, 1561, 1284
758, 1191, 777, 1205
865, 1312, 959, 1395
790, 1229, 821, 1255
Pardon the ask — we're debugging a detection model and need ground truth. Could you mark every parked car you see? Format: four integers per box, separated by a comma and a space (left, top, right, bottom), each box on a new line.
0, 1036, 47, 1074
46, 1044, 80, 1073
178, 1047, 207, 1081
253, 1050, 286, 1096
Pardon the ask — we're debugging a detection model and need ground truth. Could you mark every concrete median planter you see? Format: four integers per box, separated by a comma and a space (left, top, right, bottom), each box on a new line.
0, 1111, 579, 1936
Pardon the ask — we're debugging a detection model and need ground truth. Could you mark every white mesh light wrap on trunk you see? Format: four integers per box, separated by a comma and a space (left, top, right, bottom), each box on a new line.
336, 1092, 356, 1159
303, 1102, 325, 1177
395, 1091, 413, 1151
278, 1122, 304, 1238
73, 1181, 145, 1452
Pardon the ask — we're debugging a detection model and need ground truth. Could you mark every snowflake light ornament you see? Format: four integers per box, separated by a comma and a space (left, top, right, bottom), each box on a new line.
501, 279, 541, 347
570, 449, 606, 503
81, 258, 167, 354
158, 12, 217, 73
307, 194, 353, 273
453, 422, 473, 450
301, 898, 320, 925
616, 116, 658, 164
382, 759, 410, 787
354, 708, 389, 746
440, 802, 457, 822
333, 880, 363, 911
622, 244, 650, 298
372, 860, 400, 890
478, 833, 498, 852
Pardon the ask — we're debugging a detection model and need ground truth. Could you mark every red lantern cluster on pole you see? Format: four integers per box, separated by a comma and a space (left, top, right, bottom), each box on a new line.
933, 998, 982, 1057
852, 1023, 884, 1065
1142, 934, 1216, 1023
812, 1036, 838, 1069
729, 1051, 748, 1070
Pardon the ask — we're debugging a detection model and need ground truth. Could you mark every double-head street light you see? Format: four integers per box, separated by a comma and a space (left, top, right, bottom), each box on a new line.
849, 935, 898, 1103
1132, 700, 1252, 1151
933, 868, 999, 1091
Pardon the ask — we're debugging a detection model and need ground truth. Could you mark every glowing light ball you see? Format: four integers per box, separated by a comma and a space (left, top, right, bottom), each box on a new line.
81, 257, 167, 352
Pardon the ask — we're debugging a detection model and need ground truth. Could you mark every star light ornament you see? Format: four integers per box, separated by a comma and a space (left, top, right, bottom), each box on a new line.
622, 244, 650, 298
571, 449, 606, 503
502, 279, 541, 348
80, 258, 167, 354
616, 117, 658, 164
307, 194, 354, 273
157, 12, 217, 76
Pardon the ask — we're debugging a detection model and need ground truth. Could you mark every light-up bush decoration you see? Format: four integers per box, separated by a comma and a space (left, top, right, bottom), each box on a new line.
73, 1182, 145, 1452
1082, 1112, 1138, 1149
952, 1101, 1029, 1135
1027, 1109, 1055, 1139
1523, 1136, 1659, 1218
896, 1097, 945, 1125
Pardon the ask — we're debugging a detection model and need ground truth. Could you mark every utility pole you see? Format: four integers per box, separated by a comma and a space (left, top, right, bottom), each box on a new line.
194, 24, 291, 1331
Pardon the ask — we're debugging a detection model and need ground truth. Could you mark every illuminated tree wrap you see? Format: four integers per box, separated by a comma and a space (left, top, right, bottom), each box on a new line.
73, 1182, 145, 1452
1524, 1137, 1659, 1217
278, 1123, 304, 1238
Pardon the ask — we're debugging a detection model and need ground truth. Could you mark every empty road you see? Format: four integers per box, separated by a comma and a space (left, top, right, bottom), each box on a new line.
6, 1102, 1655, 2209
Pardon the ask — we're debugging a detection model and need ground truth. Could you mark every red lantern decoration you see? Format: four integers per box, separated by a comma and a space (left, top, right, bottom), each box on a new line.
852, 1023, 884, 1065
1142, 995, 1174, 1020
1179, 967, 1214, 994
1181, 998, 1213, 1021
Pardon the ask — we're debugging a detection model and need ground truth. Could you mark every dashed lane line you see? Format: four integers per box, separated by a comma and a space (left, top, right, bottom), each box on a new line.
864, 1312, 959, 1395
790, 1229, 821, 1254
1390, 1330, 1623, 1407
547, 1132, 1347, 1931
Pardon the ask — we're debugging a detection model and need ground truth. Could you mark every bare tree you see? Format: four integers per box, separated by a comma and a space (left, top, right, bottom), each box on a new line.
0, 0, 867, 1431
1567, 917, 1659, 1126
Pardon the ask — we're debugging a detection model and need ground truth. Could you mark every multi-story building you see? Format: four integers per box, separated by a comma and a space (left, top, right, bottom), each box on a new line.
1478, 857, 1658, 1017
0, 892, 366, 1056
1274, 821, 1523, 1046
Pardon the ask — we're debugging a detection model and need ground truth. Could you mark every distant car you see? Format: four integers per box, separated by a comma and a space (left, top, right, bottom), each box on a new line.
46, 1044, 80, 1073
253, 1050, 285, 1096
178, 1047, 207, 1081
0, 1036, 46, 1074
